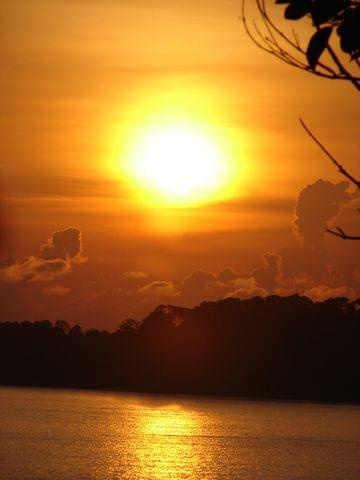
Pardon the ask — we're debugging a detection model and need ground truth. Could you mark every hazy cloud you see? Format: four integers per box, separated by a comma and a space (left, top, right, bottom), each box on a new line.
122, 270, 148, 280
41, 285, 70, 296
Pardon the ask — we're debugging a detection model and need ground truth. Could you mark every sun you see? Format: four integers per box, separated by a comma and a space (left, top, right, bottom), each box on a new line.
124, 123, 232, 207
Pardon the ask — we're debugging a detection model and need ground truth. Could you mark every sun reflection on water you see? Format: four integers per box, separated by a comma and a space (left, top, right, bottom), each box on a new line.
133, 403, 203, 480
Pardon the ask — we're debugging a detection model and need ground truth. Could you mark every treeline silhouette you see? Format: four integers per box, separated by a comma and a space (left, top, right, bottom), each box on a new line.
1, 295, 359, 402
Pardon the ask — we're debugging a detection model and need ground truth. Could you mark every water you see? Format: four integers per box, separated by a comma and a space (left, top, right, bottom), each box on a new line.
0, 387, 359, 480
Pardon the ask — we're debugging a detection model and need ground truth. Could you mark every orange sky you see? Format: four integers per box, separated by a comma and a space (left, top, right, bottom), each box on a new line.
0, 0, 359, 328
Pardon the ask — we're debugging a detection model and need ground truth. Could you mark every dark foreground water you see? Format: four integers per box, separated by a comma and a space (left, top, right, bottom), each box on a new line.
0, 387, 359, 480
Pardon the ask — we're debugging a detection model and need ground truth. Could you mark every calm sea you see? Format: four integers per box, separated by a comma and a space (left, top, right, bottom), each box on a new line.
0, 386, 359, 480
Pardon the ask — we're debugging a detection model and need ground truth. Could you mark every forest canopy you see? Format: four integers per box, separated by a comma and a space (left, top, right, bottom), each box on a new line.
1, 294, 359, 402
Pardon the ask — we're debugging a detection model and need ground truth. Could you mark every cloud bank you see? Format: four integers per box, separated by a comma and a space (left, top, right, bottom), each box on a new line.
0, 228, 86, 283
1, 180, 358, 329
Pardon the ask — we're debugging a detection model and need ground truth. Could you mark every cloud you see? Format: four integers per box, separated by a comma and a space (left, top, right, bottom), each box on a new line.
217, 267, 239, 282
276, 179, 359, 288
304, 285, 357, 302
229, 286, 268, 299
279, 244, 327, 279
137, 280, 180, 299
41, 285, 70, 296
180, 269, 217, 303
0, 256, 71, 283
182, 269, 216, 290
122, 270, 148, 280
251, 252, 282, 291
39, 227, 85, 261
327, 196, 360, 238
135, 268, 265, 307
1, 179, 359, 329
227, 276, 268, 299
135, 267, 267, 306
178, 268, 271, 304
293, 180, 352, 248
0, 227, 86, 283
0, 257, 16, 269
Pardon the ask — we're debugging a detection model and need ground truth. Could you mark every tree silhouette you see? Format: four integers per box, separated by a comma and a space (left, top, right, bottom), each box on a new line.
1, 296, 359, 402
242, 0, 360, 239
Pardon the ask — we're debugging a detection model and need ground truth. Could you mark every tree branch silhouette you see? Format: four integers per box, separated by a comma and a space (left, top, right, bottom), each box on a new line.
242, 1, 360, 240
241, 0, 360, 91
326, 226, 360, 240
299, 118, 360, 240
299, 118, 360, 189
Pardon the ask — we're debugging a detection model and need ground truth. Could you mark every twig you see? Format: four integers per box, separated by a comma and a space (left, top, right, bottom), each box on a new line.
299, 118, 360, 189
326, 44, 360, 91
299, 118, 360, 241
326, 227, 360, 240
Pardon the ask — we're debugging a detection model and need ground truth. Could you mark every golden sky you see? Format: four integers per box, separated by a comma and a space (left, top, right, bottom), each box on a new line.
0, 0, 359, 328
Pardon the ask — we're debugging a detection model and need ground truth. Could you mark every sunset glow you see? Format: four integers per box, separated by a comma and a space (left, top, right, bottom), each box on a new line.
121, 121, 239, 207
1, 0, 359, 329
1, 1, 360, 477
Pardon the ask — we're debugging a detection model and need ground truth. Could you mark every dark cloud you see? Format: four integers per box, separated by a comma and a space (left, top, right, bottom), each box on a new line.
251, 252, 282, 291
182, 269, 216, 289
39, 227, 84, 261
280, 244, 327, 279
217, 266, 239, 282
293, 180, 352, 248
180, 269, 217, 304
0, 256, 16, 269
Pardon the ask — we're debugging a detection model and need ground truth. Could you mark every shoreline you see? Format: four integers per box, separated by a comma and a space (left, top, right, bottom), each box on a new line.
1, 383, 359, 408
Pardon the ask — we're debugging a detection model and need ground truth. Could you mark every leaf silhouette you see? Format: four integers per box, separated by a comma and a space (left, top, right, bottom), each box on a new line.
306, 27, 333, 69
310, 0, 346, 27
285, 1, 311, 20
337, 8, 360, 58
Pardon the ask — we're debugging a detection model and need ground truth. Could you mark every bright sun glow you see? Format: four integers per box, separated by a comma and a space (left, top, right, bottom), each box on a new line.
124, 123, 234, 207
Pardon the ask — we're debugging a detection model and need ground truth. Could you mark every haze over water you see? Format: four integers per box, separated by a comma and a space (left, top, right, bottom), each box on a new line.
0, 387, 359, 479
